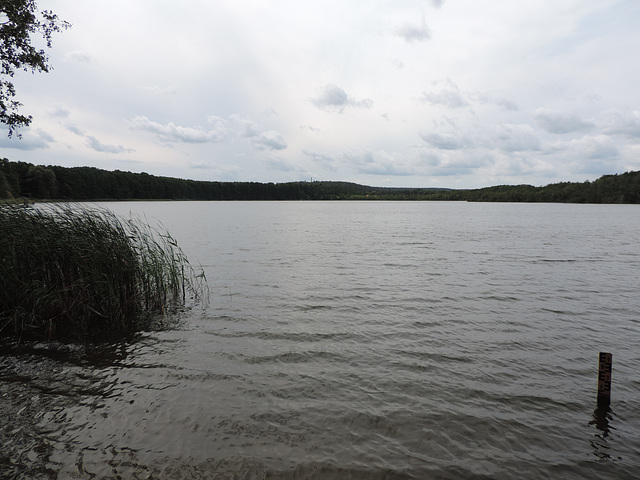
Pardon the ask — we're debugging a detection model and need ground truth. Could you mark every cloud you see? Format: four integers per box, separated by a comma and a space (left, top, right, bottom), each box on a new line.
421, 88, 469, 109
565, 135, 619, 160
601, 110, 640, 138
49, 106, 71, 118
310, 84, 373, 112
64, 123, 134, 154
344, 149, 416, 176
228, 116, 287, 150
395, 16, 431, 43
65, 124, 85, 136
420, 131, 471, 150
430, 0, 445, 7
533, 109, 595, 134
492, 124, 541, 152
86, 136, 135, 154
131, 116, 231, 143
253, 131, 288, 150
139, 85, 178, 96
265, 156, 297, 172
231, 115, 261, 138
494, 98, 519, 111
0, 129, 51, 150
64, 51, 91, 63
418, 150, 493, 177
424, 85, 517, 112
470, 93, 519, 111
303, 149, 338, 172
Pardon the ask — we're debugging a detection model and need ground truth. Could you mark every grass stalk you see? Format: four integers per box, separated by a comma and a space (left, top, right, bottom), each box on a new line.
0, 204, 206, 342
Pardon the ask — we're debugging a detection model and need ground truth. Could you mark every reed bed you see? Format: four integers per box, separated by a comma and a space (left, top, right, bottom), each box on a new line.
0, 204, 206, 342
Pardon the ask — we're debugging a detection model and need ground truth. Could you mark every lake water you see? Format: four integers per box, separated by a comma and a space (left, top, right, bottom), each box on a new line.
2, 201, 640, 479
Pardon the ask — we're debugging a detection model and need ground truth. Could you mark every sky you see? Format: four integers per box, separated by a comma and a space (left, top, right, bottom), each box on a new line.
1, 0, 639, 189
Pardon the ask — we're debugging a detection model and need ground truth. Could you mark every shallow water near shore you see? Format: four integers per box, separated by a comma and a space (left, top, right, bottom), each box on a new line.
2, 201, 640, 479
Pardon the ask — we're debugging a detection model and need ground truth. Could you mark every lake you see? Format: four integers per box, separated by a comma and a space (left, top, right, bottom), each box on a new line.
2, 201, 640, 479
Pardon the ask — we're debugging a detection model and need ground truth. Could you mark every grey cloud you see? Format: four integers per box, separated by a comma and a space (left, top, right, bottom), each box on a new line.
0, 129, 51, 150
419, 150, 492, 177
602, 110, 640, 138
131, 116, 231, 143
431, 0, 445, 7
495, 98, 519, 111
570, 135, 619, 160
253, 131, 287, 151
49, 106, 71, 118
64, 123, 135, 154
395, 17, 431, 43
139, 85, 178, 96
231, 115, 261, 138
429, 88, 517, 111
421, 89, 469, 109
493, 125, 541, 152
265, 157, 297, 172
64, 51, 91, 63
229, 115, 287, 150
420, 131, 471, 150
391, 58, 404, 69
311, 84, 373, 112
65, 124, 85, 136
533, 109, 595, 134
303, 149, 338, 172
344, 149, 415, 176
86, 136, 135, 154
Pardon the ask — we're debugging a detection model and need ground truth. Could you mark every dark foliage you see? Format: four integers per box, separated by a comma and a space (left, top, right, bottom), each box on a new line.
0, 1, 70, 136
1, 158, 639, 203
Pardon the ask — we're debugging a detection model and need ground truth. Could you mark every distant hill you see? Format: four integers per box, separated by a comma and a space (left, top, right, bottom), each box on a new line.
1, 158, 639, 203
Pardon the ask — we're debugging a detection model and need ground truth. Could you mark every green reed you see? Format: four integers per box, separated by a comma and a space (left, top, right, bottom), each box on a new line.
0, 204, 206, 342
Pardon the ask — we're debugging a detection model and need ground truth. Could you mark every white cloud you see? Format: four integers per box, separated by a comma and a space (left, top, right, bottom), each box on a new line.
492, 124, 541, 152
533, 109, 595, 134
601, 109, 640, 138
420, 131, 471, 150
421, 89, 469, 109
86, 136, 135, 154
49, 106, 71, 118
130, 116, 231, 143
139, 85, 178, 96
4, 0, 639, 188
303, 150, 338, 172
265, 156, 297, 172
65, 124, 85, 136
0, 129, 52, 150
344, 149, 417, 176
395, 16, 431, 43
470, 93, 519, 111
310, 85, 373, 112
231, 115, 261, 138
253, 131, 288, 151
63, 50, 91, 63
565, 135, 619, 160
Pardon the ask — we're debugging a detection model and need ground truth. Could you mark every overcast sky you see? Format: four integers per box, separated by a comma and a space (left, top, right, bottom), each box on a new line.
1, 0, 639, 188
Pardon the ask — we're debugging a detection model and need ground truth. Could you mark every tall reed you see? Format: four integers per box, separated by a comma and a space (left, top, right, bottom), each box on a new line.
0, 204, 206, 342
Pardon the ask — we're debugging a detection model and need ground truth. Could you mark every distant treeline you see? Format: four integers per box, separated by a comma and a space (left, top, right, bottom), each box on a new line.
1, 158, 639, 203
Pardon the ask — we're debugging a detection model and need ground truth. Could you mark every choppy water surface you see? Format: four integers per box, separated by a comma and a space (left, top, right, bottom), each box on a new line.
2, 201, 640, 479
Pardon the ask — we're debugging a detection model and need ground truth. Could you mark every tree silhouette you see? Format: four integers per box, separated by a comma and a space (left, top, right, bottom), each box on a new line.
0, 1, 69, 136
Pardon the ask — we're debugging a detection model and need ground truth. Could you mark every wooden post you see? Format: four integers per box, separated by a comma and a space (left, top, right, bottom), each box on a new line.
597, 352, 612, 406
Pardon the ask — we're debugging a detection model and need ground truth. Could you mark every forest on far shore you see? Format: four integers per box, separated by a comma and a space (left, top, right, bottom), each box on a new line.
1, 158, 640, 203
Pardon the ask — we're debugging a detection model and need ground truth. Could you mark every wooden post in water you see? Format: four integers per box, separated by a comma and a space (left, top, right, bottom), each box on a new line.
597, 352, 612, 406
